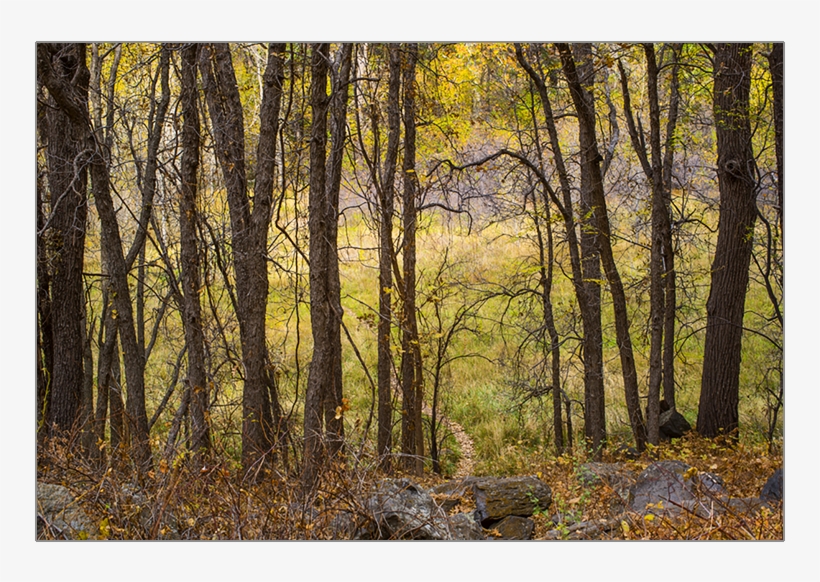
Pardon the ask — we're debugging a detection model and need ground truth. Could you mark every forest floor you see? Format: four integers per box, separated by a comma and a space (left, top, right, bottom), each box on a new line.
36, 431, 782, 541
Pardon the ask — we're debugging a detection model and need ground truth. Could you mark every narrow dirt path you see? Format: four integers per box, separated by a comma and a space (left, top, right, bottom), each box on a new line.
391, 376, 475, 478
422, 404, 475, 479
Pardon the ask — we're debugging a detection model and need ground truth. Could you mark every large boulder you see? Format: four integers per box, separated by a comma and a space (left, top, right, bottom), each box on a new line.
37, 482, 97, 539
760, 468, 783, 503
628, 460, 726, 516
472, 475, 551, 526
358, 479, 450, 539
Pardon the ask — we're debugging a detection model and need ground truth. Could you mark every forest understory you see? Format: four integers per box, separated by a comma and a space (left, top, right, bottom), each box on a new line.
35, 41, 783, 542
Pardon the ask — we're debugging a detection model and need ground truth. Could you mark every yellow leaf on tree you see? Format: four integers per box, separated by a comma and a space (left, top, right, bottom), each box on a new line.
644, 514, 655, 522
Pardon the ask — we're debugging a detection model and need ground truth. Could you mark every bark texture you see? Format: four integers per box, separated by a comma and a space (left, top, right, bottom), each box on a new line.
179, 43, 210, 458
303, 43, 332, 490
697, 43, 757, 438
399, 44, 424, 476
377, 45, 402, 468
558, 43, 647, 452
37, 43, 89, 437
200, 43, 285, 477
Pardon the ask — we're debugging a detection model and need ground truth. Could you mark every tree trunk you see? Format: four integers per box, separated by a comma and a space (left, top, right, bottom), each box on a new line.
661, 45, 682, 411
618, 45, 680, 445
322, 44, 353, 458
377, 45, 402, 470
399, 44, 424, 476
36, 163, 54, 442
90, 154, 153, 472
513, 43, 600, 454
766, 43, 783, 231
303, 43, 332, 490
532, 184, 564, 455
200, 43, 285, 477
178, 43, 210, 460
37, 43, 89, 438
698, 43, 757, 438
558, 43, 647, 452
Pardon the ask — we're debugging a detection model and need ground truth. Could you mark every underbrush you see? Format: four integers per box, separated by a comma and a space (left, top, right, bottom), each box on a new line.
37, 430, 782, 540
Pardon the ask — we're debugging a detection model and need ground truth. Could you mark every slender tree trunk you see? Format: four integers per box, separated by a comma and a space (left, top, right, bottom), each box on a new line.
571, 44, 607, 455
322, 44, 353, 458
400, 44, 423, 476
766, 43, 783, 231
558, 43, 647, 452
90, 155, 153, 471
178, 43, 210, 460
200, 43, 285, 477
698, 43, 757, 438
532, 185, 564, 455
513, 43, 601, 454
36, 164, 54, 442
303, 43, 332, 490
644, 45, 666, 446
377, 45, 402, 470
79, 307, 95, 452
619, 45, 680, 445
94, 293, 115, 455
661, 45, 682, 411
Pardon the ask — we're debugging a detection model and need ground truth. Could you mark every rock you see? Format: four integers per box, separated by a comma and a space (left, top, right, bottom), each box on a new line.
760, 468, 783, 503
696, 471, 726, 495
550, 511, 578, 527
676, 495, 766, 520
429, 476, 487, 513
490, 516, 534, 540
628, 460, 725, 516
472, 475, 551, 526
329, 510, 358, 539
659, 409, 692, 439
358, 478, 450, 539
724, 496, 767, 515
448, 512, 485, 540
37, 482, 97, 539
576, 462, 638, 502
545, 518, 619, 540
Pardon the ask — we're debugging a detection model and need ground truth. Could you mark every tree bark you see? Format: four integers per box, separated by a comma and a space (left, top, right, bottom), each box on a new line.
514, 43, 601, 454
377, 45, 402, 469
178, 43, 210, 460
618, 44, 680, 445
36, 161, 54, 442
661, 45, 682, 411
698, 43, 757, 438
200, 43, 285, 477
399, 44, 424, 476
322, 44, 353, 458
766, 43, 783, 231
558, 43, 647, 452
37, 43, 89, 438
303, 43, 332, 490
90, 151, 153, 472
